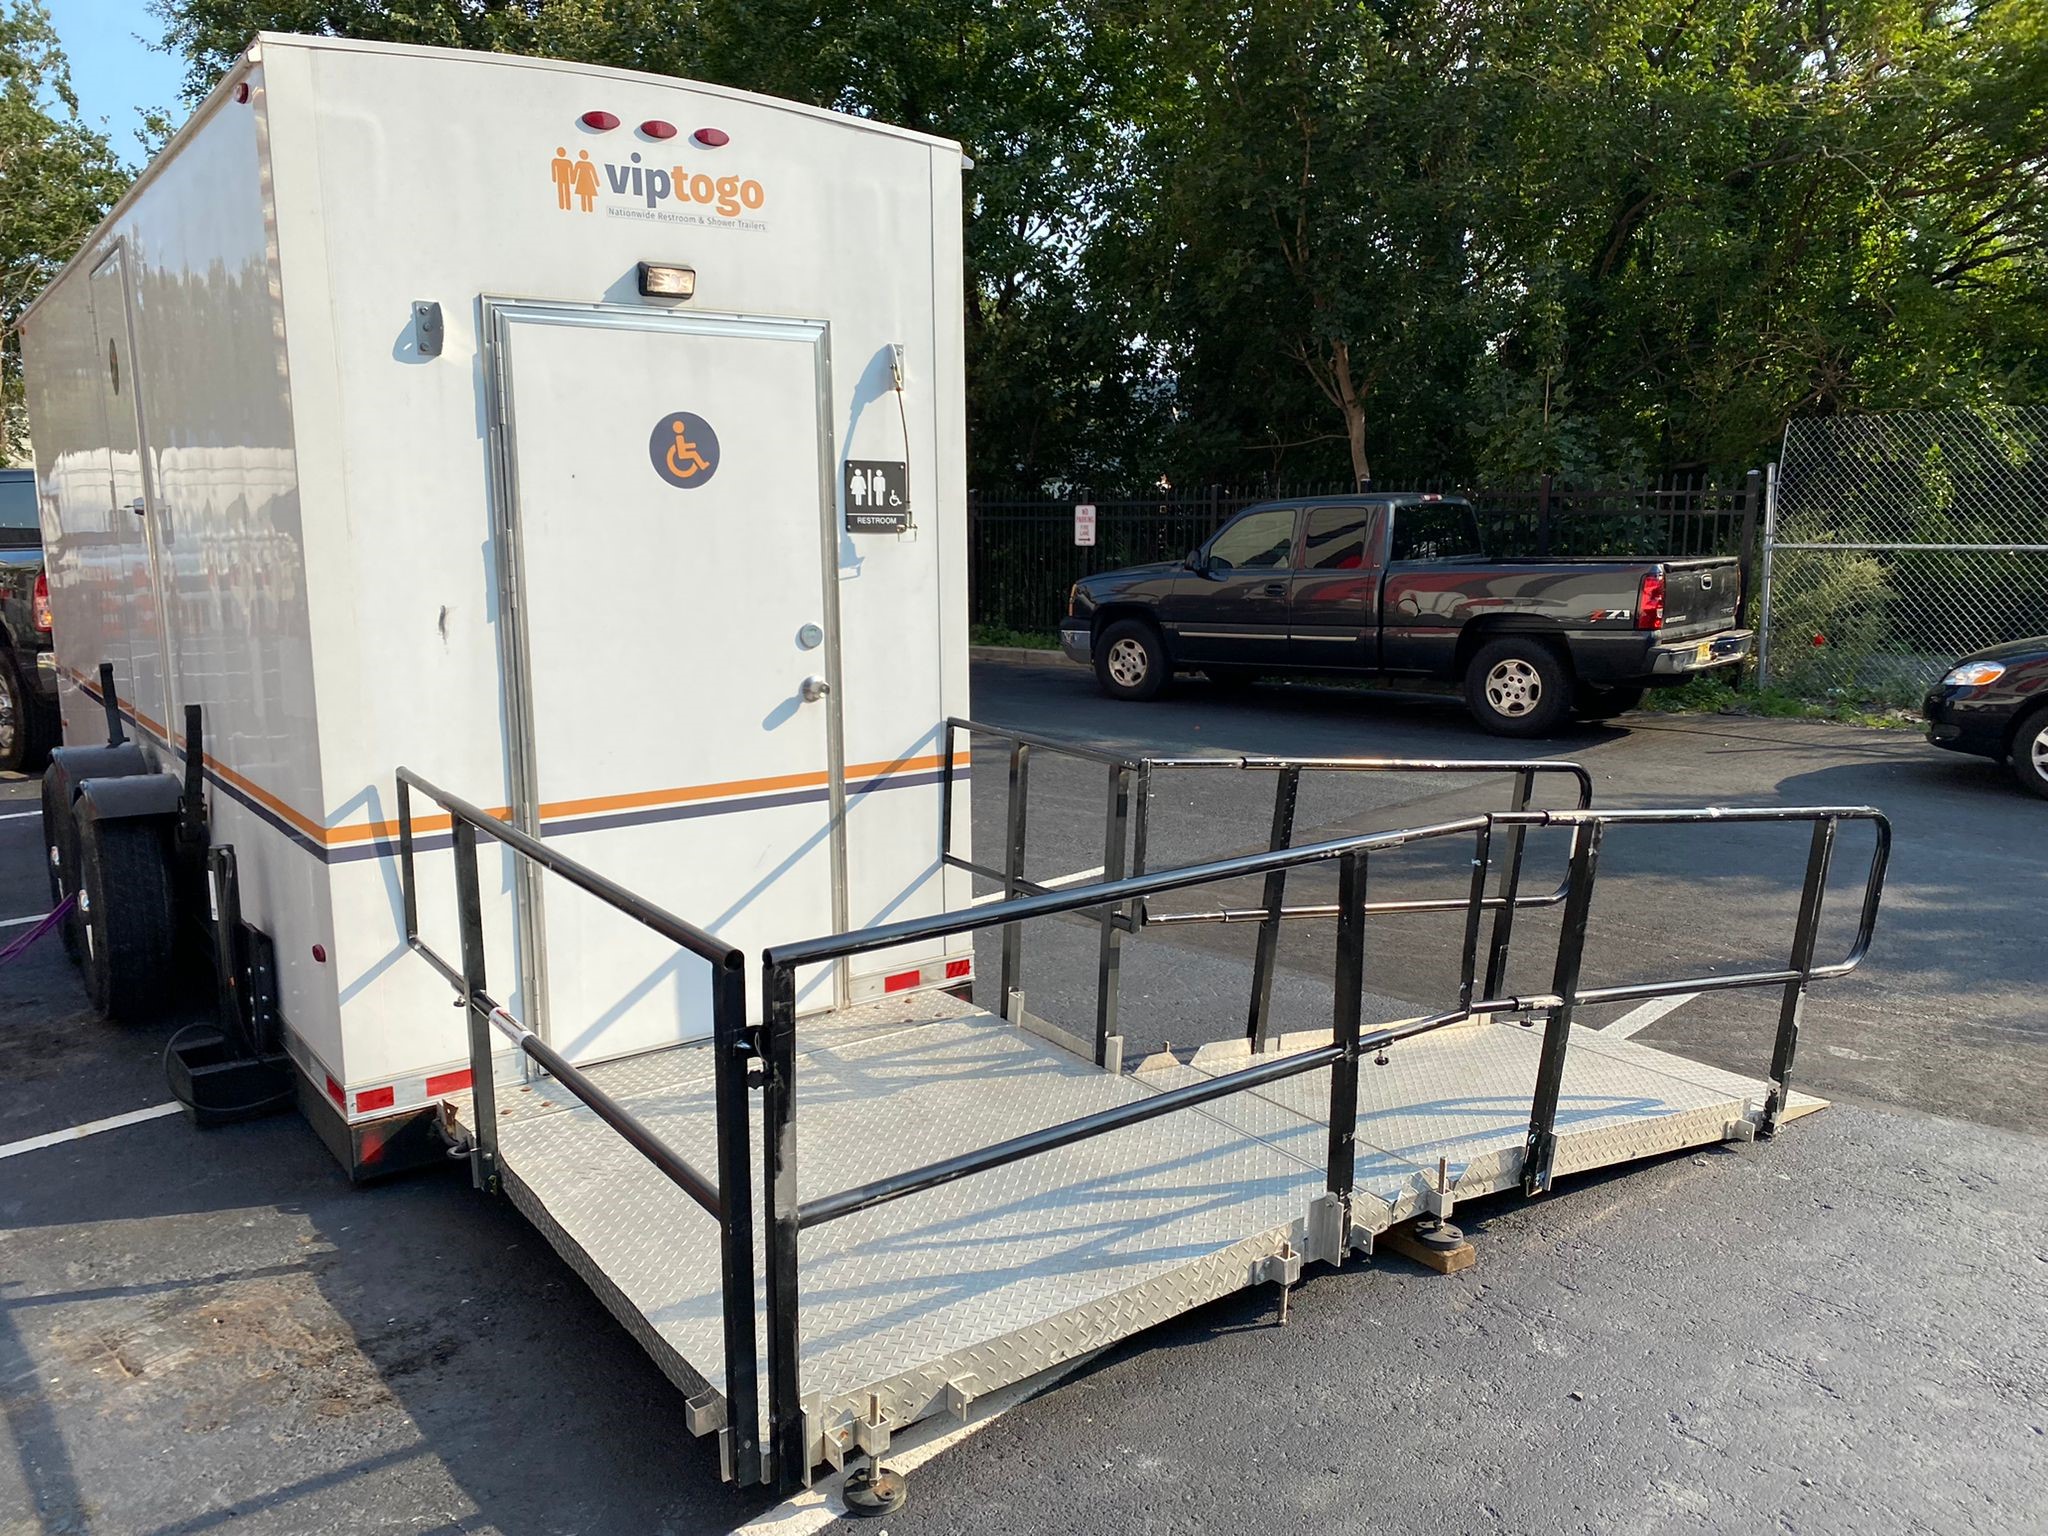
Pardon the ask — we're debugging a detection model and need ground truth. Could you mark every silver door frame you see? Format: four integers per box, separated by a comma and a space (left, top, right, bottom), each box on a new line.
479, 298, 849, 1046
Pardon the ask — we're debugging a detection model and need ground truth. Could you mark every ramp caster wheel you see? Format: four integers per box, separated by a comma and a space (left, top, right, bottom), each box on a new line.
842, 1456, 906, 1517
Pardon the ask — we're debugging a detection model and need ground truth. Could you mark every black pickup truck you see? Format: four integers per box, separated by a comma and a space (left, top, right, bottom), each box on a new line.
0, 467, 57, 771
1057, 494, 1751, 735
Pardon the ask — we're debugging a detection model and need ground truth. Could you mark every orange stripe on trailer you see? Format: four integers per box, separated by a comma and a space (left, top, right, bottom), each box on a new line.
60, 664, 964, 848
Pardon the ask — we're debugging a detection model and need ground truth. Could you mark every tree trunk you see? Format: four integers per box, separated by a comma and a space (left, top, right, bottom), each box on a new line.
1329, 339, 1371, 487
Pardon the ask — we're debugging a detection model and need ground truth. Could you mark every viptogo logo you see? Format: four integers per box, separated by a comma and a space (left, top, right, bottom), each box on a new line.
550, 147, 767, 222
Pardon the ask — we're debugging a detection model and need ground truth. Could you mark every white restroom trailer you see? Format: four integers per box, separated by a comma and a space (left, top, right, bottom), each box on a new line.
20, 34, 975, 1171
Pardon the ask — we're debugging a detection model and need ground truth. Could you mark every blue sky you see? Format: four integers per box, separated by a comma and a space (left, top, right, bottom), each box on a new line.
44, 0, 189, 152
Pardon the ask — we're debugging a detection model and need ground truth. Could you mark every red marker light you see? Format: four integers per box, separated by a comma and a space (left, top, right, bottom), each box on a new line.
692, 127, 730, 147
641, 119, 678, 140
311, 943, 328, 963
581, 109, 620, 130
235, 82, 250, 104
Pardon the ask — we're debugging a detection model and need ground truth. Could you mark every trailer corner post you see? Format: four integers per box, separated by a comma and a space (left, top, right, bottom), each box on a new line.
1246, 765, 1302, 1050
451, 820, 499, 1195
1325, 851, 1366, 1256
1762, 816, 1836, 1138
1523, 819, 1601, 1197
711, 959, 764, 1487
1482, 768, 1535, 1000
762, 957, 807, 1494
1092, 763, 1132, 1067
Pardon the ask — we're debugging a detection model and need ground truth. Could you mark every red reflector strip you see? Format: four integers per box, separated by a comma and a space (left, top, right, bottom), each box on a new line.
426, 1068, 473, 1097
945, 959, 971, 979
884, 968, 921, 993
325, 1074, 344, 1107
355, 1085, 395, 1114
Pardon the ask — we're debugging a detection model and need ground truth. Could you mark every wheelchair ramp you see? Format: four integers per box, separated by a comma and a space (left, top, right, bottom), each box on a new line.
452, 992, 1366, 1465
1135, 1016, 1827, 1224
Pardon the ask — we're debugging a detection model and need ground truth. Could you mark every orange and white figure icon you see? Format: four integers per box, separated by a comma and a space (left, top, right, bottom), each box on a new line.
551, 147, 601, 212
648, 411, 721, 489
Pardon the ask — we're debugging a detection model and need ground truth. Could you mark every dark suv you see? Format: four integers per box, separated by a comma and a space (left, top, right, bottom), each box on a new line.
0, 468, 57, 771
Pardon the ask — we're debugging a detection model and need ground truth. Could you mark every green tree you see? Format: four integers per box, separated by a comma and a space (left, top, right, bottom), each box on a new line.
0, 0, 133, 462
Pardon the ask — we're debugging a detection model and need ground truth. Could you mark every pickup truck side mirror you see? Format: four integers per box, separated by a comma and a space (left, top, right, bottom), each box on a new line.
1184, 548, 1209, 574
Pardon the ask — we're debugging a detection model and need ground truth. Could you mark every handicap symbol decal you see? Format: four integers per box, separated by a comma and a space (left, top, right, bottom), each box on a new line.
650, 411, 721, 489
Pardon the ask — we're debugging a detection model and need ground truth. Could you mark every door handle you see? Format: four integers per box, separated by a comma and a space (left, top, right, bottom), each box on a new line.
1259, 582, 1286, 597
800, 675, 831, 703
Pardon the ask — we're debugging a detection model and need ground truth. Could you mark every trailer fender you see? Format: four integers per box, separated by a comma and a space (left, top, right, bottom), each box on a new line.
47, 743, 153, 800
74, 771, 185, 825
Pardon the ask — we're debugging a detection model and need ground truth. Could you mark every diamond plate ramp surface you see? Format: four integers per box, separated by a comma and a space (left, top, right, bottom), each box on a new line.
1139, 1019, 1800, 1223
459, 997, 1335, 1447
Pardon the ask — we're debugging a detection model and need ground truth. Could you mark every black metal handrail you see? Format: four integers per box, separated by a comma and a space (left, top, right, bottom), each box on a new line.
757, 797, 1889, 1491
393, 766, 763, 1486
941, 715, 1597, 1060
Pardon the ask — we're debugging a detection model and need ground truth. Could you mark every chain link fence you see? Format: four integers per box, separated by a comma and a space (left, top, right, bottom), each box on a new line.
1761, 409, 2048, 702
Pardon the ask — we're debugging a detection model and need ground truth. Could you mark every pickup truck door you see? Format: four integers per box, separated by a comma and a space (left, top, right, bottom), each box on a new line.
1161, 504, 1299, 667
1378, 502, 1489, 674
1287, 503, 1383, 669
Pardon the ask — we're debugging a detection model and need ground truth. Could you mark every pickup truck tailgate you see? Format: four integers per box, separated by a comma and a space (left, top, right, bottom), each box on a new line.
1662, 559, 1740, 636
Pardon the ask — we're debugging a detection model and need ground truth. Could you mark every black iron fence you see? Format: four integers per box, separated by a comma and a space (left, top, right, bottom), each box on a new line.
969, 472, 1763, 636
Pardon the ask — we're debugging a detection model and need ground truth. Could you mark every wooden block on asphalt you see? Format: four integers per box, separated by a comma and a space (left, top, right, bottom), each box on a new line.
1380, 1220, 1476, 1275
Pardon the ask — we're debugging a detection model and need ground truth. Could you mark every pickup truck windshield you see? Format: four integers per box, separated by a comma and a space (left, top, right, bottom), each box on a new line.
1391, 503, 1483, 561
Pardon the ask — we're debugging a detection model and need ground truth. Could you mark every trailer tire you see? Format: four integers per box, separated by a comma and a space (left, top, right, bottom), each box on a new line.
40, 767, 84, 962
1094, 619, 1169, 702
1465, 637, 1572, 737
76, 813, 176, 1023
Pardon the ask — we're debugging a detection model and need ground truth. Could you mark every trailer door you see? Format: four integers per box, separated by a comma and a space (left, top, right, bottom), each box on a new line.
88, 246, 174, 739
491, 307, 841, 1063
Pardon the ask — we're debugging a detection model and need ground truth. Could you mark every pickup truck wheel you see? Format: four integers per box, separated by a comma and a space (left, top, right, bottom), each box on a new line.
1094, 620, 1169, 701
1465, 638, 1572, 737
1573, 682, 1645, 721
2011, 710, 2048, 800
0, 654, 42, 774
77, 813, 176, 1024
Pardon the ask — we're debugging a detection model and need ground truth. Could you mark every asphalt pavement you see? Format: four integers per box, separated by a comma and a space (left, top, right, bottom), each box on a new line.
1, 657, 2043, 1535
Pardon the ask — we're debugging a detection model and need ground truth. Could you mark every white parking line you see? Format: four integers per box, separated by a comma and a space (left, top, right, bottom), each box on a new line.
1601, 993, 1698, 1040
734, 1353, 1098, 1534
0, 809, 40, 821
0, 1102, 183, 1162
0, 912, 49, 929
970, 865, 1107, 906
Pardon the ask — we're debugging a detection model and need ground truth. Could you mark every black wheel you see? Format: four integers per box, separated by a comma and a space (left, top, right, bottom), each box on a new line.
0, 654, 49, 774
1093, 619, 1169, 701
76, 813, 176, 1023
1464, 636, 1573, 737
1573, 682, 1645, 721
2011, 710, 2048, 800
40, 766, 83, 961
1204, 667, 1261, 693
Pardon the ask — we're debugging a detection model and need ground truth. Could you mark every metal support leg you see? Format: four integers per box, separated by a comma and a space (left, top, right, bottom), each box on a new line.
1455, 821, 1493, 1016
712, 962, 763, 1486
1763, 818, 1835, 1137
1246, 766, 1301, 1050
1093, 765, 1131, 1066
1482, 769, 1534, 1000
762, 960, 808, 1492
1326, 852, 1366, 1256
999, 741, 1031, 1014
451, 821, 499, 1195
1523, 822, 1601, 1197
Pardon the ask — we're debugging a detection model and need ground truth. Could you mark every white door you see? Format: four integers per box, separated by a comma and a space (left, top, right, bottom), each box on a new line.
88, 247, 174, 738
493, 306, 841, 1064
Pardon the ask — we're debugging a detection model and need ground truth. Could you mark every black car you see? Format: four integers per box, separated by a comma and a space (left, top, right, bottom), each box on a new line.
1923, 636, 2048, 798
